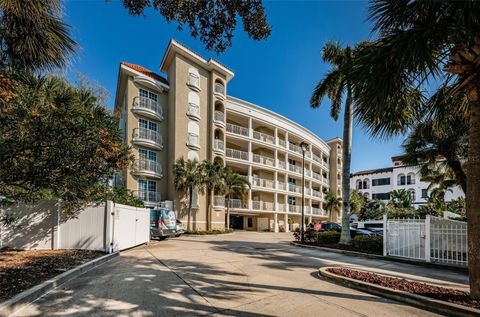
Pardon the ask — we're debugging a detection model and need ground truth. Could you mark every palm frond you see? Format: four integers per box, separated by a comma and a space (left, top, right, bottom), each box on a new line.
310, 69, 341, 109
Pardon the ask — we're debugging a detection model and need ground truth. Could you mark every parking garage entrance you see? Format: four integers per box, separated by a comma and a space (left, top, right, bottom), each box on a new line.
230, 215, 244, 230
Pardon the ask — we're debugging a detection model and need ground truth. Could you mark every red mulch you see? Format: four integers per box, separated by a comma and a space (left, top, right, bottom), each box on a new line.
327, 267, 479, 309
303, 242, 382, 255
0, 248, 103, 302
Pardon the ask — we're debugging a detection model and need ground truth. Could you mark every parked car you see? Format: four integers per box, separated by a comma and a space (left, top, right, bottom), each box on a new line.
318, 222, 358, 238
175, 219, 184, 237
354, 228, 382, 236
150, 209, 176, 240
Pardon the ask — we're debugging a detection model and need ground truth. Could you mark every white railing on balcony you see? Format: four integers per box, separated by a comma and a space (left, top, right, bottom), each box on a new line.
252, 201, 274, 211
278, 160, 286, 169
278, 139, 286, 147
323, 160, 329, 168
132, 128, 163, 147
214, 82, 225, 96
310, 207, 325, 216
187, 103, 200, 118
289, 143, 303, 155
134, 159, 162, 175
277, 181, 286, 190
133, 96, 163, 118
214, 195, 225, 207
227, 198, 248, 209
214, 110, 225, 123
226, 123, 249, 136
312, 171, 322, 181
226, 148, 249, 161
288, 204, 301, 213
288, 183, 302, 193
253, 154, 275, 167
312, 153, 322, 164
312, 189, 322, 198
252, 177, 275, 189
187, 133, 199, 148
253, 131, 275, 144
134, 190, 161, 203
214, 139, 225, 152
187, 73, 200, 88
289, 164, 302, 174
277, 203, 286, 212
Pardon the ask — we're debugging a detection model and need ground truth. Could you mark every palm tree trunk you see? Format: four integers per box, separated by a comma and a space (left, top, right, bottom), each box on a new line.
339, 84, 353, 245
446, 158, 467, 194
226, 194, 230, 229
466, 82, 480, 299
187, 187, 192, 231
208, 188, 213, 231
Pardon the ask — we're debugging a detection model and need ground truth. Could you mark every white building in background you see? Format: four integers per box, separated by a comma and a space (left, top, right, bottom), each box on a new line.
350, 156, 464, 207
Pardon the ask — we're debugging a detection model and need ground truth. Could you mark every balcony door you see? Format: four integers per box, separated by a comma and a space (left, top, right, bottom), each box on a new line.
140, 88, 158, 103
138, 179, 157, 200
139, 118, 157, 132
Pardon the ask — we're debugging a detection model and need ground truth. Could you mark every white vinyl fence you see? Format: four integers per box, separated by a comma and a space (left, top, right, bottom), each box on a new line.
1, 200, 150, 253
383, 215, 468, 267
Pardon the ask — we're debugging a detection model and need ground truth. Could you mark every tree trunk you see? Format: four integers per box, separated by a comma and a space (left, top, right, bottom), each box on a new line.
339, 84, 353, 245
187, 187, 192, 231
208, 188, 213, 231
226, 194, 230, 229
466, 82, 480, 299
446, 158, 467, 194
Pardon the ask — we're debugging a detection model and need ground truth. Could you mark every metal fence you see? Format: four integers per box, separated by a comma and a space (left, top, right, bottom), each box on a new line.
383, 215, 468, 267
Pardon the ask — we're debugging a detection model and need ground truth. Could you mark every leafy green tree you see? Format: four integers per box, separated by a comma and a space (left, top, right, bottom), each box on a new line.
323, 192, 342, 220
173, 158, 204, 231
116, 0, 271, 53
363, 199, 385, 221
0, 0, 77, 71
223, 168, 250, 229
310, 41, 356, 245
0, 72, 132, 214
350, 1, 480, 295
103, 186, 144, 208
350, 190, 366, 215
389, 189, 413, 209
201, 159, 225, 230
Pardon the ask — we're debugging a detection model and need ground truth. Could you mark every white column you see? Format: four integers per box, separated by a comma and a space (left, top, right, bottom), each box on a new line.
274, 213, 279, 233
284, 212, 289, 232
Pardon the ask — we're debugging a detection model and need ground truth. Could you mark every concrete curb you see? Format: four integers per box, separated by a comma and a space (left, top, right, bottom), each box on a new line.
290, 241, 469, 273
319, 267, 480, 317
0, 252, 119, 317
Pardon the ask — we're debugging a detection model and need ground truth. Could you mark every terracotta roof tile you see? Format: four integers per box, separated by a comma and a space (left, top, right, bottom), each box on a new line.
121, 62, 169, 86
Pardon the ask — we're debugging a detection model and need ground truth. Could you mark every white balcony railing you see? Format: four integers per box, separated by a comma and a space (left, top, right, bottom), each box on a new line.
288, 164, 302, 174
132, 128, 163, 147
214, 195, 225, 207
277, 181, 286, 190
312, 171, 322, 181
226, 148, 248, 161
214, 139, 225, 152
278, 139, 286, 147
214, 110, 225, 123
252, 177, 275, 189
288, 204, 301, 213
227, 198, 248, 209
226, 123, 249, 136
312, 153, 322, 164
278, 160, 286, 169
253, 154, 275, 167
187, 133, 199, 148
253, 131, 275, 144
312, 189, 322, 198
133, 96, 163, 118
214, 82, 225, 96
134, 159, 162, 176
187, 103, 200, 118
134, 190, 161, 203
288, 183, 302, 193
252, 201, 274, 211
310, 207, 325, 216
277, 203, 286, 212
289, 143, 303, 155
187, 73, 200, 89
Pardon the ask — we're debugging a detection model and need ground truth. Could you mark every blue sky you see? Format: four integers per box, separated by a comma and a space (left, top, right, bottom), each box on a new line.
64, 0, 405, 172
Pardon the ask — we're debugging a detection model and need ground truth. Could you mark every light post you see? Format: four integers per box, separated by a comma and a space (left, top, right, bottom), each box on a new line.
300, 141, 309, 244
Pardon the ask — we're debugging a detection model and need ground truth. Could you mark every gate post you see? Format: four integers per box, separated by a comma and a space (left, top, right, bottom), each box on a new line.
383, 214, 387, 256
425, 215, 431, 262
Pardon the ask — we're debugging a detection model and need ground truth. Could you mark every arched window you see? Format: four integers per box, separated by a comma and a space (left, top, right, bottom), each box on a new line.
356, 179, 362, 189
214, 79, 225, 96
187, 68, 200, 89
187, 121, 200, 149
187, 91, 200, 119
397, 174, 406, 186
407, 172, 416, 185
363, 179, 369, 189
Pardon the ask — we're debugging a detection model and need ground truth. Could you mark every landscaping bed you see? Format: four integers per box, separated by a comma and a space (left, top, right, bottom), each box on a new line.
0, 248, 104, 302
184, 228, 234, 235
301, 241, 382, 255
327, 267, 479, 309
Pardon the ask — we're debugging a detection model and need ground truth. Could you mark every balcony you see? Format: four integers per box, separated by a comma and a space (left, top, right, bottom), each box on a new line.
312, 171, 322, 181
253, 131, 275, 145
227, 198, 248, 209
214, 82, 226, 100
288, 204, 301, 213
252, 177, 275, 189
132, 159, 163, 179
187, 103, 200, 120
187, 73, 200, 91
134, 190, 161, 205
187, 133, 200, 150
312, 189, 322, 198
214, 195, 225, 208
277, 203, 286, 212
277, 181, 286, 190
288, 183, 302, 194
312, 153, 322, 164
214, 110, 225, 127
310, 207, 326, 216
289, 143, 303, 155
132, 96, 163, 121
132, 128, 163, 150
278, 139, 286, 148
214, 139, 225, 153
226, 123, 249, 137
253, 154, 275, 167
252, 201, 275, 211
278, 160, 286, 169
288, 164, 302, 174
226, 148, 249, 161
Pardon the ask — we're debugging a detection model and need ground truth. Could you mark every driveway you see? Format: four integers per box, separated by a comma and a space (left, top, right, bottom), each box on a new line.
13, 232, 468, 316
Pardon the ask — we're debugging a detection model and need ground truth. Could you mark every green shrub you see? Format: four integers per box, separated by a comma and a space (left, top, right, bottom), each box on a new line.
317, 231, 341, 244
352, 235, 383, 254
184, 228, 233, 235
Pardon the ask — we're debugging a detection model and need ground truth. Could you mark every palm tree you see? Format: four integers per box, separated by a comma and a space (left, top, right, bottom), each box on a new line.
350, 1, 480, 297
350, 190, 366, 215
421, 167, 458, 202
201, 159, 225, 230
389, 189, 413, 209
0, 0, 77, 71
323, 192, 342, 220
223, 168, 250, 229
173, 158, 204, 231
310, 41, 355, 244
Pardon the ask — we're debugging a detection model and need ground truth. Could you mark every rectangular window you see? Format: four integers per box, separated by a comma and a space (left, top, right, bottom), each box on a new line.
139, 148, 157, 162
140, 88, 158, 102
398, 175, 406, 185
372, 178, 391, 186
372, 193, 390, 200
139, 118, 157, 132
247, 217, 253, 228
288, 196, 296, 205
421, 189, 428, 198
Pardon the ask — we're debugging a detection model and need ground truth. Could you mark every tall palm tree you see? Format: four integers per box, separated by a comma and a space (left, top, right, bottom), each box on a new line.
0, 0, 77, 71
310, 41, 355, 244
173, 158, 204, 231
201, 159, 225, 230
223, 168, 250, 229
421, 167, 458, 203
323, 192, 342, 220
350, 1, 480, 297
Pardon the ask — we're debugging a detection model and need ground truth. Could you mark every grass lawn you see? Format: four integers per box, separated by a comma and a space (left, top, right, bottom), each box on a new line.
0, 248, 103, 302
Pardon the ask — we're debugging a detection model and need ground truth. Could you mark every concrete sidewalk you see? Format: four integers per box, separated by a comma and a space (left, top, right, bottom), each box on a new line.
12, 232, 468, 317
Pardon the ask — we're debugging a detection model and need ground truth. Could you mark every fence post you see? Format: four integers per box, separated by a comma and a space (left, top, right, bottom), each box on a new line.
104, 201, 115, 253
425, 215, 431, 263
383, 214, 387, 256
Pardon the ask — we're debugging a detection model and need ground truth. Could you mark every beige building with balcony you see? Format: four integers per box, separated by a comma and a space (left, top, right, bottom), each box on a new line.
114, 39, 343, 231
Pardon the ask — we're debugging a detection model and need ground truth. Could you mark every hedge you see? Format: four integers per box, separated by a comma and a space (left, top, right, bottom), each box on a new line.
317, 231, 341, 244
352, 235, 383, 254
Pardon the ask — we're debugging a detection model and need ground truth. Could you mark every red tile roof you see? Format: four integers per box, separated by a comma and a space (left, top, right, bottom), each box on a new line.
121, 62, 169, 86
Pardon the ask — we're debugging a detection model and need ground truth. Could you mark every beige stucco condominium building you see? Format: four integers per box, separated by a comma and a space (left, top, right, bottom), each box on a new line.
114, 39, 343, 232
